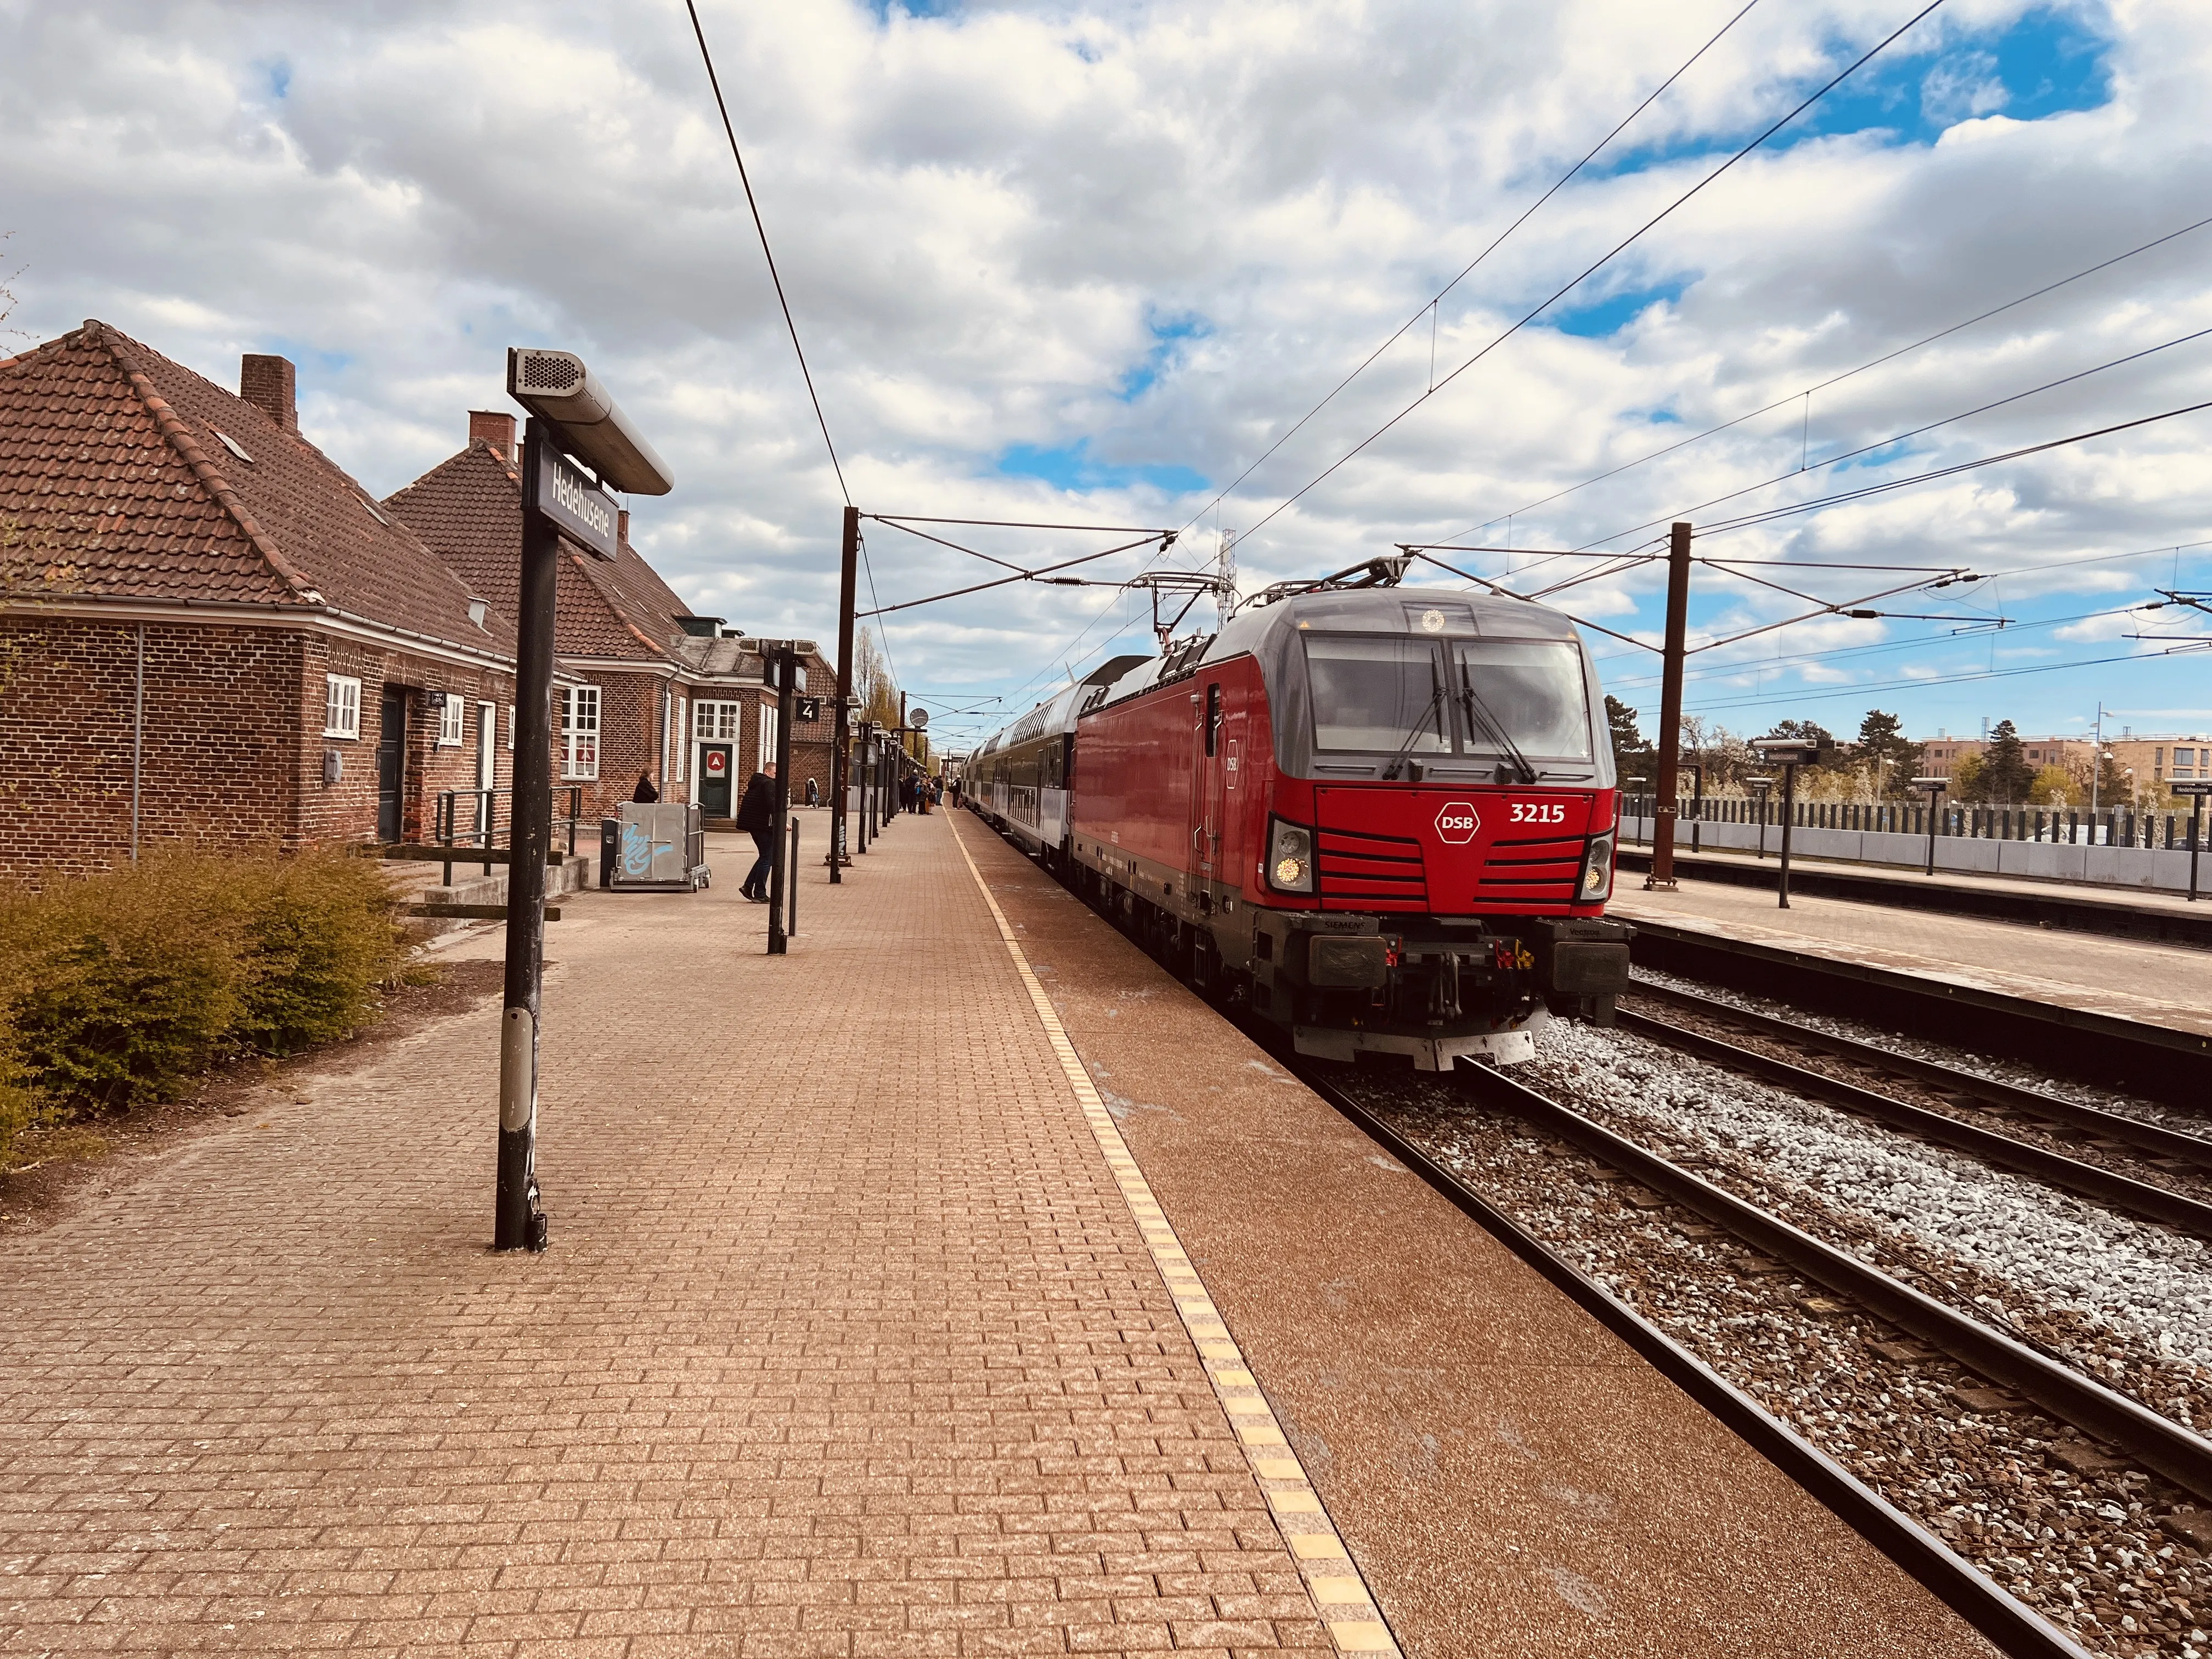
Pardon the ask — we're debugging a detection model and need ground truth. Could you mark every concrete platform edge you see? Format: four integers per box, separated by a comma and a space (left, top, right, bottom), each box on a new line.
949, 817, 1402, 1658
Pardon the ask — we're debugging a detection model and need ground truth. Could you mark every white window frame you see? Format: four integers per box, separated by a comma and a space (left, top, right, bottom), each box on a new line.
476, 703, 497, 791
759, 700, 779, 769
672, 696, 689, 784
507, 704, 516, 749
437, 693, 466, 748
323, 674, 361, 740
561, 685, 601, 781
695, 700, 740, 743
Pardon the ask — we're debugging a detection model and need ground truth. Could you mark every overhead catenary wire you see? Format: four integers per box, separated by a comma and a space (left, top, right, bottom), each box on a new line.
1442, 210, 2212, 543
1230, 0, 1952, 550
859, 534, 1171, 618
686, 0, 850, 507
1691, 396, 2212, 539
1575, 322, 2212, 550
1178, 0, 1769, 538
1682, 639, 2212, 715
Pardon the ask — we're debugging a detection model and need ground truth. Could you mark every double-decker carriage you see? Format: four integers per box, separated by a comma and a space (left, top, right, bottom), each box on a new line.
970, 562, 1632, 1068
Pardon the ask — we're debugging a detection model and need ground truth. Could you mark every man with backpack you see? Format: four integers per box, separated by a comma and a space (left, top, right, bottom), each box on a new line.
736, 762, 777, 903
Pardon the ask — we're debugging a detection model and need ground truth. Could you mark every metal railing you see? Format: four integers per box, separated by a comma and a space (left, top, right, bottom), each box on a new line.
431, 785, 586, 885
1623, 793, 2204, 852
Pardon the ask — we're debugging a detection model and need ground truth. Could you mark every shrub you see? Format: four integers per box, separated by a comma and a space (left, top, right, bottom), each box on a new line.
233, 849, 409, 1055
0, 847, 410, 1121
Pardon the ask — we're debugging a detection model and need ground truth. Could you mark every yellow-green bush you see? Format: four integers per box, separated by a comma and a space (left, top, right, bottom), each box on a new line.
0, 848, 408, 1149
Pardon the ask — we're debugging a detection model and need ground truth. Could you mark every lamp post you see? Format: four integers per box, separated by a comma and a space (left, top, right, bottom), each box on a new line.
1751, 738, 1820, 909
1748, 776, 1774, 859
1684, 763, 1705, 855
498, 348, 674, 1253
753, 639, 814, 955
1910, 776, 1948, 877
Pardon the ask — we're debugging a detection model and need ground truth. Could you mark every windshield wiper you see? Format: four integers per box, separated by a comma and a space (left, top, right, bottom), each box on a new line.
1458, 662, 1539, 785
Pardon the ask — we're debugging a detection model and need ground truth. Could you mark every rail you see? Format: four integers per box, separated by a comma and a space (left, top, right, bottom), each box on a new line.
1288, 1060, 2100, 1659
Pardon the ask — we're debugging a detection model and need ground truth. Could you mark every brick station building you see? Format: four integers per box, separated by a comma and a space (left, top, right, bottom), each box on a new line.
385, 417, 839, 824
0, 321, 523, 882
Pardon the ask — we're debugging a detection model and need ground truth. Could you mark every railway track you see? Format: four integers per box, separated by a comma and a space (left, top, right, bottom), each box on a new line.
1612, 983, 2212, 1239
978, 812, 2212, 1657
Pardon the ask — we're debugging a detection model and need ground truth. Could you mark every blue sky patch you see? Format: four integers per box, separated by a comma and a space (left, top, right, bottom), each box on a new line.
995, 439, 1205, 493
1119, 312, 1210, 400
257, 57, 292, 101
1590, 7, 2111, 179
1551, 279, 1689, 338
1790, 7, 2111, 148
867, 0, 956, 20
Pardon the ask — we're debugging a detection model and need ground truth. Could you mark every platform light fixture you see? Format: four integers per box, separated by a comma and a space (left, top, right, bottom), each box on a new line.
1745, 775, 1775, 861
1909, 776, 1949, 878
1749, 738, 1821, 909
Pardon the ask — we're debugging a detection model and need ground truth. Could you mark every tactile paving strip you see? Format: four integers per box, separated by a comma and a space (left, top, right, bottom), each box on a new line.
951, 821, 1402, 1656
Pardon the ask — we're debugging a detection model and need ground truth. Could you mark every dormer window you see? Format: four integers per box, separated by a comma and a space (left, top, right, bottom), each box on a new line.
467, 598, 489, 629
212, 428, 253, 465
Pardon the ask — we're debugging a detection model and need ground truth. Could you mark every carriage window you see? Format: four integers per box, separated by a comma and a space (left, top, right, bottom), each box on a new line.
1450, 640, 1593, 760
1302, 637, 1448, 753
1205, 684, 1222, 757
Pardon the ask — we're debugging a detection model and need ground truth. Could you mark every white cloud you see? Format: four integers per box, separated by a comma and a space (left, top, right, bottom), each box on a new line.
3, 0, 2207, 740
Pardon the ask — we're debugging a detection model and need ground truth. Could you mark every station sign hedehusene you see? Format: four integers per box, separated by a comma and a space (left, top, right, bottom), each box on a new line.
536, 442, 619, 561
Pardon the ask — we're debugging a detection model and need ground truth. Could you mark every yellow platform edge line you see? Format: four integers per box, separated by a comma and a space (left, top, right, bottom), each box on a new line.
949, 817, 1402, 1659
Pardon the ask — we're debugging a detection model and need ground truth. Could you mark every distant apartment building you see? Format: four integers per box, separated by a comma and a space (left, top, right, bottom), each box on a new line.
2106, 736, 2212, 791
1915, 736, 2092, 780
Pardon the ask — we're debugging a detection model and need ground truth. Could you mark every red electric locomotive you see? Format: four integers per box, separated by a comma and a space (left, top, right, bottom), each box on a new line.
971, 560, 1633, 1068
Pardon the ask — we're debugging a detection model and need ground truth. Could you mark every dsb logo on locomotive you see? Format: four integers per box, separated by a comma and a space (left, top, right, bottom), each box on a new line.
1434, 802, 1481, 844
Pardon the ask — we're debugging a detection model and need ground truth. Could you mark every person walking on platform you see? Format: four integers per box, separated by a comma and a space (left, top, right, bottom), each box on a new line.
736, 761, 777, 904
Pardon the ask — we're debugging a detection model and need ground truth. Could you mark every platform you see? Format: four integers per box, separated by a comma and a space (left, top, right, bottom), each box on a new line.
0, 816, 1994, 1657
1617, 840, 2212, 949
1608, 876, 2212, 1045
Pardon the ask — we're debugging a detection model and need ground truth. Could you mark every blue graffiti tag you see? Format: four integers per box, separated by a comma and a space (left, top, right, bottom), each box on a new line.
621, 820, 654, 877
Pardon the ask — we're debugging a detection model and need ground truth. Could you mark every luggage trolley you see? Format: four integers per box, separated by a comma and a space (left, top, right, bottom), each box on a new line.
600, 802, 711, 892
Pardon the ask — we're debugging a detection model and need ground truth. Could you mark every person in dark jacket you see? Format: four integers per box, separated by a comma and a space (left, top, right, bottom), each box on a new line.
632, 771, 659, 803
735, 762, 777, 902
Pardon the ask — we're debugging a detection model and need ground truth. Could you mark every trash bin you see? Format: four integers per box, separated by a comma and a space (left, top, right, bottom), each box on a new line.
608, 802, 710, 892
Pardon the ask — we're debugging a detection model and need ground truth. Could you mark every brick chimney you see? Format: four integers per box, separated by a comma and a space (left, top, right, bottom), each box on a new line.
468, 409, 516, 463
240, 354, 297, 433
618, 509, 630, 552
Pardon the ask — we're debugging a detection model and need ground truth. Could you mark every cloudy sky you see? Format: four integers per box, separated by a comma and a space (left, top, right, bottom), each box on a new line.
6, 0, 2209, 754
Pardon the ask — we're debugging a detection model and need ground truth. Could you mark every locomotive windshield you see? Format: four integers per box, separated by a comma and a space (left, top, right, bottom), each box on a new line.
1301, 634, 1592, 762
1304, 636, 1449, 754
1451, 640, 1593, 761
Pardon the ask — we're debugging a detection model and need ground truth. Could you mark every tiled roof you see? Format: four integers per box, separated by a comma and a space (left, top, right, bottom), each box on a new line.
0, 321, 512, 655
387, 439, 699, 666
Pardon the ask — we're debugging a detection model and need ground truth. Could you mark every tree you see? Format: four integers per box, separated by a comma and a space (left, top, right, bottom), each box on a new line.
2093, 748, 2132, 809
851, 627, 900, 728
1982, 720, 2033, 804
1606, 696, 1651, 780
2029, 764, 2077, 807
1853, 708, 1923, 796
1950, 751, 1988, 803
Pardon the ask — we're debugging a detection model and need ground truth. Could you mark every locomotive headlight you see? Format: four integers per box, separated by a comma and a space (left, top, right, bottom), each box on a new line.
1268, 817, 1316, 894
1579, 833, 1615, 899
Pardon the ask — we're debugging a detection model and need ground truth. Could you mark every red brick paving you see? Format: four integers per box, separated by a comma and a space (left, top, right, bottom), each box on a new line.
0, 820, 1331, 1655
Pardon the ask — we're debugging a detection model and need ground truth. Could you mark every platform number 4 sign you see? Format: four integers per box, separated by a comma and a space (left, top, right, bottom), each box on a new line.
794, 697, 822, 724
